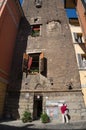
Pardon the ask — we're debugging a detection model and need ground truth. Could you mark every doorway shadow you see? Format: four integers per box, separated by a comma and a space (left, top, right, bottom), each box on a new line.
33, 94, 43, 120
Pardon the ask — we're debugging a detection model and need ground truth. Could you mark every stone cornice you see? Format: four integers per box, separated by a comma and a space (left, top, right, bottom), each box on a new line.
8, 89, 82, 93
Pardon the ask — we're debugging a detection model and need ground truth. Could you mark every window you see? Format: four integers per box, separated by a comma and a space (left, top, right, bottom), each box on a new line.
77, 54, 86, 69
22, 53, 44, 74
31, 25, 40, 37
29, 53, 39, 73
35, 0, 42, 8
74, 33, 83, 43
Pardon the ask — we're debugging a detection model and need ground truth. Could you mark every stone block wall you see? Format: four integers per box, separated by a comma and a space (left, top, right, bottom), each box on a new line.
15, 91, 86, 122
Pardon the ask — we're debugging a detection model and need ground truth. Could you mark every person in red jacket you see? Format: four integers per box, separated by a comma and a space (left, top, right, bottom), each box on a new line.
60, 103, 69, 123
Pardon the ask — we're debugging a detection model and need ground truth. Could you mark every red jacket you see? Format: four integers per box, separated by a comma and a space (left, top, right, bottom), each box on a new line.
60, 105, 67, 114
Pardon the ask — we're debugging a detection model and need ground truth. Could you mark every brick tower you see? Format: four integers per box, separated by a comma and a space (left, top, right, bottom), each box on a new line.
5, 0, 86, 122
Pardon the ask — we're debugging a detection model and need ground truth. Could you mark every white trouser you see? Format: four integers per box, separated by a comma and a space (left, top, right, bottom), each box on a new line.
62, 113, 69, 123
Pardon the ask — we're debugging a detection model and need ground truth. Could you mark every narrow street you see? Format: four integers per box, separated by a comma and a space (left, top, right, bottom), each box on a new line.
0, 120, 86, 130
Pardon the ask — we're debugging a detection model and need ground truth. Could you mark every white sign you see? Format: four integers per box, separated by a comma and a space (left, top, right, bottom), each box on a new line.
46, 100, 65, 106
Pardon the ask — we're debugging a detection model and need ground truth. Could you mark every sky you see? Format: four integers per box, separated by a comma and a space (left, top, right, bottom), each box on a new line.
65, 9, 78, 19
19, 0, 23, 5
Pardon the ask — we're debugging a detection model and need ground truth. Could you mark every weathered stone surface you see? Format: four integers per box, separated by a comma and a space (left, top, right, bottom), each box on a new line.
5, 0, 86, 122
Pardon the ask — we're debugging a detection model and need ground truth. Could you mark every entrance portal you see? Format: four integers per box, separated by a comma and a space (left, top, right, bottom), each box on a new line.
33, 94, 43, 120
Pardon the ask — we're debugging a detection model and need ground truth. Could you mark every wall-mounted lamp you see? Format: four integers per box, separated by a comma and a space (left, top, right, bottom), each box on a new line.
25, 93, 30, 99
66, 82, 73, 90
37, 95, 40, 99
45, 96, 48, 99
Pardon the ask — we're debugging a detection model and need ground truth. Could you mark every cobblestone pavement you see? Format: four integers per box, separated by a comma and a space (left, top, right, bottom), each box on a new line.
0, 120, 86, 130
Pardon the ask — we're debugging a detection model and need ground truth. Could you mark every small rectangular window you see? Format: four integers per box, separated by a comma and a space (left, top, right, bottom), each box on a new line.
77, 54, 86, 69
29, 53, 39, 73
22, 53, 44, 75
74, 33, 83, 43
35, 0, 42, 8
31, 25, 40, 37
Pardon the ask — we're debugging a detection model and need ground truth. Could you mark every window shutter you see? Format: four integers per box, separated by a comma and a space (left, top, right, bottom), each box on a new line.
22, 53, 28, 72
39, 52, 44, 72
23, 53, 28, 60
28, 55, 33, 70
77, 54, 83, 68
